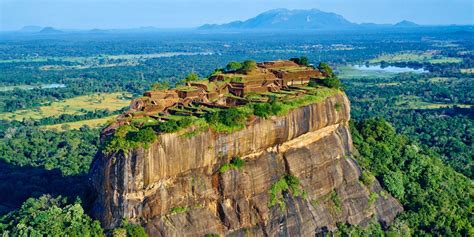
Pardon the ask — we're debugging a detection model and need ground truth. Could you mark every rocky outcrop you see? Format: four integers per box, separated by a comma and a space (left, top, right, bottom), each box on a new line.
90, 92, 402, 236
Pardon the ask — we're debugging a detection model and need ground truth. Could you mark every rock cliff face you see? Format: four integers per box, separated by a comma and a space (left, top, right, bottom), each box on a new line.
90, 92, 403, 236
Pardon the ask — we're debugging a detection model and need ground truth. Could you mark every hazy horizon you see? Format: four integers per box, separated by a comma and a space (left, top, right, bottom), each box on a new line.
1, 0, 473, 31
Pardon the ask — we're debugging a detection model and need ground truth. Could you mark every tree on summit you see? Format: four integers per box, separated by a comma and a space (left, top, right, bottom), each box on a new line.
185, 72, 200, 83
241, 60, 257, 73
317, 62, 334, 77
290, 56, 309, 66
225, 61, 242, 71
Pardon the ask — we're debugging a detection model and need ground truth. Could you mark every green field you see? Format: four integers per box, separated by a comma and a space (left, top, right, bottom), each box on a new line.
0, 92, 131, 121
42, 115, 117, 130
460, 68, 474, 74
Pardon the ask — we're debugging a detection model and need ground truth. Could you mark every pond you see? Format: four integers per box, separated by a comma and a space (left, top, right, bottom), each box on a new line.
352, 65, 428, 73
0, 83, 66, 92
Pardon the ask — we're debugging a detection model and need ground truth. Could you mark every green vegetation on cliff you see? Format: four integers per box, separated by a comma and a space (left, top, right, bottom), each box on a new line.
268, 175, 305, 211
112, 220, 148, 237
102, 125, 157, 154
218, 156, 245, 173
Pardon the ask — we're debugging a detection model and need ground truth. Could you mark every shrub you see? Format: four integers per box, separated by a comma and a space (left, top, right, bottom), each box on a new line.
169, 206, 189, 215
241, 60, 257, 73
317, 62, 334, 77
128, 127, 156, 146
177, 117, 193, 127
204, 234, 220, 237
150, 82, 169, 91
219, 156, 245, 173
290, 56, 309, 66
116, 220, 148, 237
268, 175, 304, 210
185, 72, 200, 83
368, 192, 379, 205
360, 170, 375, 186
321, 77, 343, 89
331, 190, 342, 213
230, 76, 243, 83
157, 120, 179, 133
252, 101, 285, 118
103, 125, 158, 154
205, 107, 249, 133
220, 108, 247, 126
253, 103, 273, 118
308, 79, 319, 87
226, 61, 242, 71
103, 125, 138, 154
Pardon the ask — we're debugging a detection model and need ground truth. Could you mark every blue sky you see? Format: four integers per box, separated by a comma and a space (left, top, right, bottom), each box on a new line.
1, 0, 473, 30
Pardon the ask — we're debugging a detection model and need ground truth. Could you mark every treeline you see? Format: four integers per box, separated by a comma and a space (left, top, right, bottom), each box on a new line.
0, 195, 147, 237
343, 71, 473, 177
0, 125, 100, 176
350, 119, 473, 236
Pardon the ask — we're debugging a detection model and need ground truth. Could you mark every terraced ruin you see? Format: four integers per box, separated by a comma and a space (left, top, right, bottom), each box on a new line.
102, 60, 333, 139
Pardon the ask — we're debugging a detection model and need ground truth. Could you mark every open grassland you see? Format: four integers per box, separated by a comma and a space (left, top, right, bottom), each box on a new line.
42, 115, 117, 131
427, 77, 455, 83
460, 68, 474, 74
0, 92, 131, 121
369, 52, 462, 64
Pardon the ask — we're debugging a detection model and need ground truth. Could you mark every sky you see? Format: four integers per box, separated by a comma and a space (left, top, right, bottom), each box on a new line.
1, 0, 473, 30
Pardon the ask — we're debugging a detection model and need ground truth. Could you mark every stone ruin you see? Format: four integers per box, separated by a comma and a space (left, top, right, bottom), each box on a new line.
131, 60, 323, 115
101, 60, 327, 137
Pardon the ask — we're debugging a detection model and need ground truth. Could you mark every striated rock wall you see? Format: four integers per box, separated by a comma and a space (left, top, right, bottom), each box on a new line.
90, 92, 402, 236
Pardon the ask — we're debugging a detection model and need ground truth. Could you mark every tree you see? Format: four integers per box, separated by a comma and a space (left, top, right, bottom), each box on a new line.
290, 56, 309, 66
150, 82, 169, 91
129, 127, 156, 144
113, 220, 148, 237
0, 195, 104, 236
225, 61, 242, 71
317, 62, 334, 77
184, 73, 200, 83
241, 60, 257, 73
321, 77, 343, 89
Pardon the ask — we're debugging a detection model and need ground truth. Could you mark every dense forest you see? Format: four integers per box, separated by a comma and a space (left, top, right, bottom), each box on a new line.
0, 28, 472, 235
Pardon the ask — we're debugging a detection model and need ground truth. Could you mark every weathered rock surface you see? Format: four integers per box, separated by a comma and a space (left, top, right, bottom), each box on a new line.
90, 92, 403, 236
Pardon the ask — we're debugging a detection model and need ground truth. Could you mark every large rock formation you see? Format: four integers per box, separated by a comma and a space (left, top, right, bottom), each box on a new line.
90, 92, 402, 236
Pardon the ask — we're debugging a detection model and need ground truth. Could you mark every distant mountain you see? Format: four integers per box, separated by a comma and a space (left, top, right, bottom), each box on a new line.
394, 20, 419, 28
89, 29, 109, 33
39, 27, 63, 34
20, 25, 43, 32
200, 8, 355, 30
199, 8, 420, 31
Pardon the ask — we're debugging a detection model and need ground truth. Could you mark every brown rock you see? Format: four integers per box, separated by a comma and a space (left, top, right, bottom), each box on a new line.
90, 92, 403, 236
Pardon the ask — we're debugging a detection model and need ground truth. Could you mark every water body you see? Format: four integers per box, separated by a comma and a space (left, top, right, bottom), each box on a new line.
352, 65, 427, 73
0, 83, 66, 92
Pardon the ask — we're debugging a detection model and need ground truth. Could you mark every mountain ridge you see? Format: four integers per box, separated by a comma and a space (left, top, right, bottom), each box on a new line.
199, 8, 419, 30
